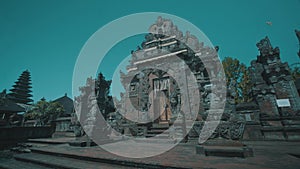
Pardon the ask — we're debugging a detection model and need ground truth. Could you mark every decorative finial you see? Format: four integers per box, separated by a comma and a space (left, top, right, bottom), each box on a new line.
295, 29, 300, 58
215, 46, 219, 52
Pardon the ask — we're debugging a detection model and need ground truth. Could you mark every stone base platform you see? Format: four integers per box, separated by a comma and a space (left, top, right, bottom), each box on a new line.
68, 140, 97, 147
2, 139, 300, 169
196, 139, 253, 158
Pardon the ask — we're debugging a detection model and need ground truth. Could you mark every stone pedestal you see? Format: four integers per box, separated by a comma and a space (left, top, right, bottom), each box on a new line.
243, 124, 263, 140
68, 135, 97, 147
196, 138, 253, 158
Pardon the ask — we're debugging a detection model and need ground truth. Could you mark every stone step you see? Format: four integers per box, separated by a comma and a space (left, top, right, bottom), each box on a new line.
14, 152, 134, 169
134, 137, 178, 144
151, 123, 169, 128
146, 123, 171, 138
27, 137, 74, 145
147, 129, 169, 134
0, 158, 51, 169
26, 147, 188, 169
52, 131, 75, 138
196, 145, 254, 158
149, 127, 169, 131
145, 133, 169, 138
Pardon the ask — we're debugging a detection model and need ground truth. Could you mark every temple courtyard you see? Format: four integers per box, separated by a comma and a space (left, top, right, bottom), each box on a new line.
0, 136, 300, 169
1, 12, 300, 169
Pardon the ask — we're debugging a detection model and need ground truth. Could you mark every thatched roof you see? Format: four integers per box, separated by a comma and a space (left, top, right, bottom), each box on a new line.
0, 98, 25, 112
295, 78, 300, 91
53, 93, 74, 116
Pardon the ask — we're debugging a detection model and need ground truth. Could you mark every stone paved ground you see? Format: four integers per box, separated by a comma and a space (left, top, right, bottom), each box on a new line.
16, 139, 300, 169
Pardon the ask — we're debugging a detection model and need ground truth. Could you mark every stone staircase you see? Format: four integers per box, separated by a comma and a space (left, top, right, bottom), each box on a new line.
145, 122, 170, 138
0, 136, 191, 169
12, 150, 133, 169
0, 143, 189, 169
0, 158, 51, 169
52, 131, 75, 138
144, 122, 191, 141
0, 149, 134, 169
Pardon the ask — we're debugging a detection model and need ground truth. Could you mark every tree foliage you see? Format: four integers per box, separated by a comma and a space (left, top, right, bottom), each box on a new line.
25, 99, 65, 125
290, 65, 300, 81
222, 57, 253, 103
95, 73, 115, 119
77, 73, 115, 120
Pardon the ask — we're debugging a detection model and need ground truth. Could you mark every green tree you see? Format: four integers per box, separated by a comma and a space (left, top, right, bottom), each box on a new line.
222, 57, 253, 103
239, 65, 253, 103
95, 73, 115, 119
290, 64, 300, 81
25, 99, 65, 125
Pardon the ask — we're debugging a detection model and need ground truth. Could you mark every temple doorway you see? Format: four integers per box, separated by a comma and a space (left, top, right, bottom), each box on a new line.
153, 77, 171, 123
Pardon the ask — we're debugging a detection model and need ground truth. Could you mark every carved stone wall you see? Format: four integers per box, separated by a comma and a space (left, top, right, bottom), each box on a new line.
250, 37, 300, 117
249, 37, 300, 141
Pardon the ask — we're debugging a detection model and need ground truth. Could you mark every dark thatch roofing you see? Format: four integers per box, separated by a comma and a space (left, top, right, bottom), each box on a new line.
296, 78, 300, 91
53, 93, 74, 116
0, 98, 25, 112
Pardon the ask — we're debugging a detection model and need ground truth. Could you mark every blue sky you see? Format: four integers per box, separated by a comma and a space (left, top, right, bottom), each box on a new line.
0, 0, 300, 102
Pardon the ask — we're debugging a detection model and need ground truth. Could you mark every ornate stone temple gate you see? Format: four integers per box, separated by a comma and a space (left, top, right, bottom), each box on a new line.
116, 18, 300, 145
117, 17, 221, 139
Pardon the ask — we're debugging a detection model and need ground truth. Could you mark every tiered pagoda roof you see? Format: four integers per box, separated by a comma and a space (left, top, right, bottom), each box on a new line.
8, 70, 33, 105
